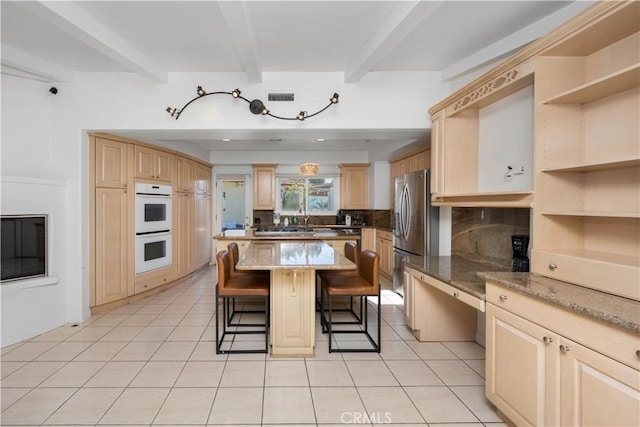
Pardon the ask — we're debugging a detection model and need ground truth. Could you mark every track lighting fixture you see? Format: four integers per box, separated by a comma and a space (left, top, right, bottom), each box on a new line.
166, 86, 339, 121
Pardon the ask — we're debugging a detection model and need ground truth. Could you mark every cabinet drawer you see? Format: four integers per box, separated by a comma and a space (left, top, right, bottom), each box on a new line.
531, 249, 639, 300
134, 267, 173, 294
407, 267, 485, 311
486, 282, 640, 370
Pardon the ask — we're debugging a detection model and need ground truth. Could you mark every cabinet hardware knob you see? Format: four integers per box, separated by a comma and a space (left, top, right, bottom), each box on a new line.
499, 295, 508, 301
559, 344, 570, 353
549, 263, 558, 270
543, 336, 553, 344
636, 350, 640, 358
453, 292, 459, 298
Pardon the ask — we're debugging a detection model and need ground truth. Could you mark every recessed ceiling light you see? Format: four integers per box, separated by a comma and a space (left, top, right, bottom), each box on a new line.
316, 138, 325, 142
222, 138, 231, 142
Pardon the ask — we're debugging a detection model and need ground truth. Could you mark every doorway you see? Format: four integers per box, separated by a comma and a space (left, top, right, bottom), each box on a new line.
216, 177, 249, 233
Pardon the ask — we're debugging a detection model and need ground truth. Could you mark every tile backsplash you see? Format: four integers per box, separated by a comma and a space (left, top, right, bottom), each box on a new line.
451, 207, 530, 269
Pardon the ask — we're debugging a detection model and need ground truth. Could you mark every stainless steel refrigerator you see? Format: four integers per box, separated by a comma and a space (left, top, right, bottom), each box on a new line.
392, 169, 439, 295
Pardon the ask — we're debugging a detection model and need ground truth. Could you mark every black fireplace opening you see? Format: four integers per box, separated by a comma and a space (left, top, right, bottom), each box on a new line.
1, 215, 47, 282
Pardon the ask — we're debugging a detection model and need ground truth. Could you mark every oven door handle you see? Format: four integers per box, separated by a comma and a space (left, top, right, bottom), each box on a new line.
136, 230, 172, 237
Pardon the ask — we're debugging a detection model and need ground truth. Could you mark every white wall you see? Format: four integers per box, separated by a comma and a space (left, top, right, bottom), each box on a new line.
478, 86, 533, 192
0, 70, 449, 345
371, 161, 390, 210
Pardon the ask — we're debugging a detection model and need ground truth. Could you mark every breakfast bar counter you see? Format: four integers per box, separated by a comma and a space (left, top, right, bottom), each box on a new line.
236, 241, 356, 356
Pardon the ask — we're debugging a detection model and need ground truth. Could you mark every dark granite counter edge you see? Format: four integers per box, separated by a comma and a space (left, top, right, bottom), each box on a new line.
478, 272, 640, 335
403, 255, 506, 301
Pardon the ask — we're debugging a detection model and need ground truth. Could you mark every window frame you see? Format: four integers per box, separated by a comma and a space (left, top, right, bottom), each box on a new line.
276, 175, 340, 216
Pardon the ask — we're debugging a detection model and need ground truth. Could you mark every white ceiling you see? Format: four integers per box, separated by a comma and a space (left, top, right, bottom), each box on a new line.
1, 0, 588, 158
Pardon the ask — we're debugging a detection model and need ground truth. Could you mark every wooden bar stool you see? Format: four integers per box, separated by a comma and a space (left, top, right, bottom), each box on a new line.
321, 250, 381, 353
317, 241, 362, 331
226, 242, 270, 327
215, 250, 270, 354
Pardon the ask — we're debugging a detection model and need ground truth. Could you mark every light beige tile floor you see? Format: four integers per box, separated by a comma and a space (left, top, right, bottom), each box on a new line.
0, 266, 506, 426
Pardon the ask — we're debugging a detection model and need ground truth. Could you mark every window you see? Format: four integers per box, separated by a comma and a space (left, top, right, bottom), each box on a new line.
278, 177, 338, 216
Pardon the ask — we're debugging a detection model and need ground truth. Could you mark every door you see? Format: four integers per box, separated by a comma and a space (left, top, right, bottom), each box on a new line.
219, 178, 248, 232
95, 188, 129, 305
559, 337, 640, 427
486, 304, 560, 426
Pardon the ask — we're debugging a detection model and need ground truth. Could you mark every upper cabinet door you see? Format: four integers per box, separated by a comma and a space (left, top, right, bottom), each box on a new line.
175, 157, 194, 193
95, 137, 128, 188
340, 164, 369, 210
134, 145, 173, 182
253, 164, 276, 210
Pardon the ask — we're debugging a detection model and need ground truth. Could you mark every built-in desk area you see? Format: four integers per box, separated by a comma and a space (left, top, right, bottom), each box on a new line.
237, 241, 356, 357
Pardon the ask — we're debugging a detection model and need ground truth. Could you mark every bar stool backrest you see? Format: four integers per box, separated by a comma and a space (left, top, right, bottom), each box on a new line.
217, 250, 231, 288
358, 250, 380, 294
227, 242, 241, 276
344, 242, 359, 266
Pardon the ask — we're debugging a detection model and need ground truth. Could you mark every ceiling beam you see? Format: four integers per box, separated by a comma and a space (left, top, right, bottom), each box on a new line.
17, 1, 167, 83
1, 44, 74, 82
344, 1, 443, 83
217, 1, 262, 83
441, 1, 595, 82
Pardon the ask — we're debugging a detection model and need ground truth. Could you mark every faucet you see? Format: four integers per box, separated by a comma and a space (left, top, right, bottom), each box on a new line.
304, 215, 310, 226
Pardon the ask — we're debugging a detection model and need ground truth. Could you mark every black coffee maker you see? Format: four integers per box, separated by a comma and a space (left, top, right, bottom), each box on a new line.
511, 235, 530, 272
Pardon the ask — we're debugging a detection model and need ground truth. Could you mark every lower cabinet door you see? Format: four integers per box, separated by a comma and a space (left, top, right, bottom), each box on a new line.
559, 337, 640, 427
486, 304, 559, 426
270, 269, 315, 356
95, 188, 129, 305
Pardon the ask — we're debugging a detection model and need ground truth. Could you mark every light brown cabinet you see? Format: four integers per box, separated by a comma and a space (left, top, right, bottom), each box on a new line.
94, 188, 129, 305
90, 133, 212, 309
486, 281, 640, 427
95, 137, 129, 189
270, 269, 315, 356
173, 192, 194, 279
360, 228, 375, 252
194, 193, 211, 268
134, 145, 174, 182
559, 337, 640, 427
532, 1, 639, 300
175, 156, 194, 193
195, 163, 211, 195
486, 303, 559, 426
339, 163, 369, 209
375, 229, 393, 278
252, 164, 276, 210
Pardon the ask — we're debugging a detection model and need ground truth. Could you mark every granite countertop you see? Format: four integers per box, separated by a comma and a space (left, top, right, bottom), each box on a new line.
237, 241, 356, 271
479, 272, 640, 334
403, 255, 508, 300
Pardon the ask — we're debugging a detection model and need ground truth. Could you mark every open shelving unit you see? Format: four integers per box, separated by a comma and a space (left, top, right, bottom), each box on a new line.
532, 1, 640, 300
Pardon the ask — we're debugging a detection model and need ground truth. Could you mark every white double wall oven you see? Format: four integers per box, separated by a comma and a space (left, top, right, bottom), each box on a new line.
134, 183, 172, 274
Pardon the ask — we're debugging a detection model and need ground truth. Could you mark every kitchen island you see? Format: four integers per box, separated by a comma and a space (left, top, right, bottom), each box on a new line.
236, 240, 356, 357
214, 228, 359, 267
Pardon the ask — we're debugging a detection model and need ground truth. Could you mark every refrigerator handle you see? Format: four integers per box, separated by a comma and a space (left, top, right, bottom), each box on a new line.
401, 183, 411, 241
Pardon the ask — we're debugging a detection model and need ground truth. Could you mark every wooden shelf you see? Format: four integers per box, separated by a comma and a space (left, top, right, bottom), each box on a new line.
432, 191, 533, 208
542, 211, 640, 219
543, 63, 640, 105
543, 158, 640, 173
